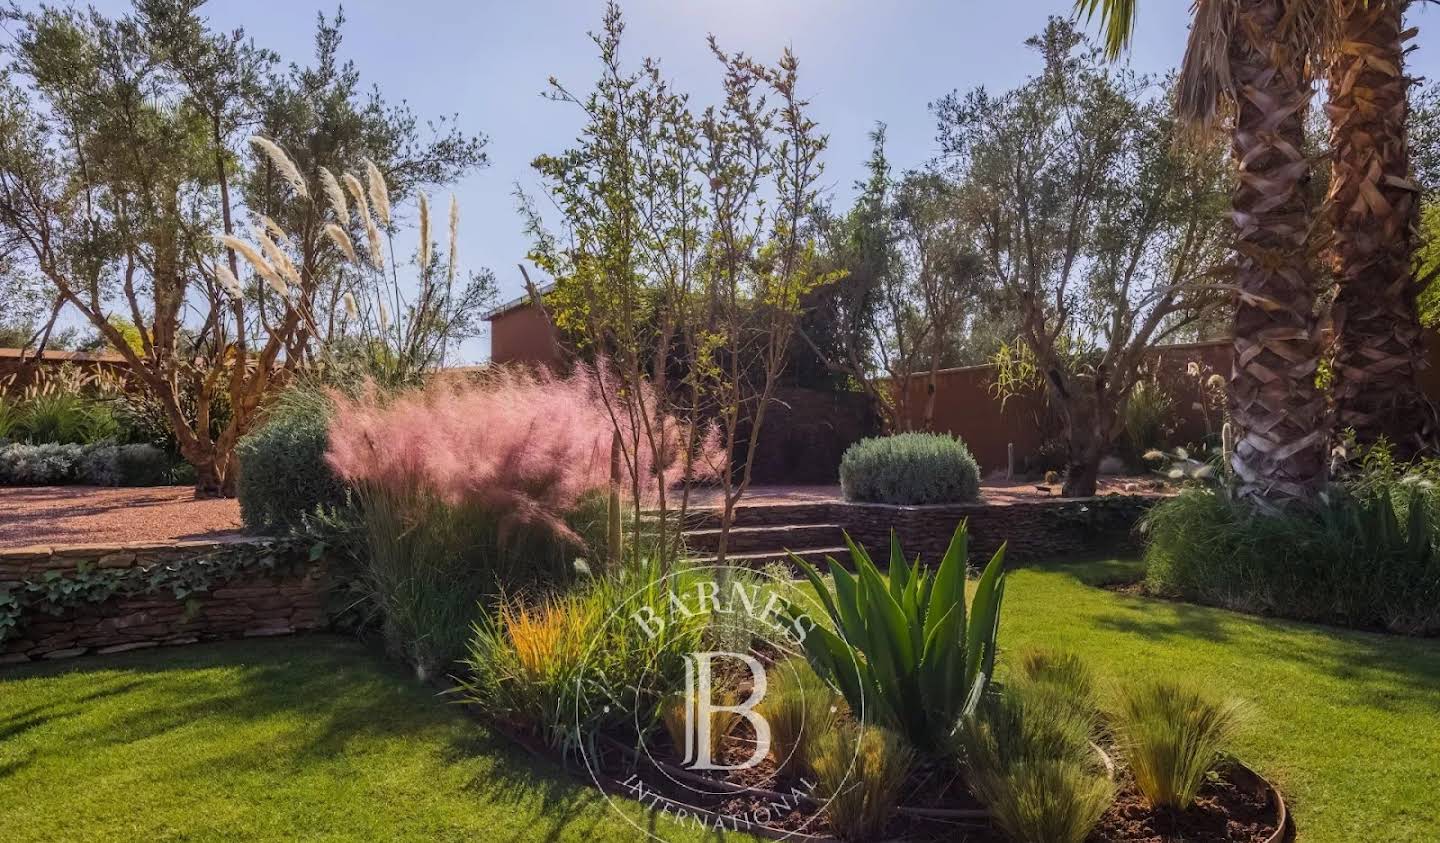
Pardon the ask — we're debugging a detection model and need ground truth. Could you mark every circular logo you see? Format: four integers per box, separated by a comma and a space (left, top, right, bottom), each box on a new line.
573, 563, 871, 840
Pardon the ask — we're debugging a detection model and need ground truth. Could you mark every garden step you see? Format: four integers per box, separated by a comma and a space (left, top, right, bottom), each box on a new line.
682, 523, 844, 554
690, 546, 849, 572
677, 502, 836, 530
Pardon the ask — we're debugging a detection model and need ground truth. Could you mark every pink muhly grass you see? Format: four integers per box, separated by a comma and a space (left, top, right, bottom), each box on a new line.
325, 363, 715, 547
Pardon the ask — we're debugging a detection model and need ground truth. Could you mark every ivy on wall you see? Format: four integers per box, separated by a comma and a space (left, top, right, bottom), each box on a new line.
0, 541, 313, 645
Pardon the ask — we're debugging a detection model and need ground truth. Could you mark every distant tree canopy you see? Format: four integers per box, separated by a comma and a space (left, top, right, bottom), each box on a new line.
0, 0, 490, 493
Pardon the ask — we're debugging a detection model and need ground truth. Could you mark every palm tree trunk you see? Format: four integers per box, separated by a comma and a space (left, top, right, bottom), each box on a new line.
1226, 0, 1329, 508
1326, 0, 1432, 458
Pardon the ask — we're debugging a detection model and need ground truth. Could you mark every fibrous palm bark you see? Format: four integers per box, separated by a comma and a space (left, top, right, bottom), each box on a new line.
1225, 0, 1329, 506
1325, 0, 1432, 457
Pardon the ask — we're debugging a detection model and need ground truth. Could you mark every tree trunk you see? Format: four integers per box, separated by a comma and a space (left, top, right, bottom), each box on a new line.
1325, 0, 1432, 458
1060, 396, 1105, 498
1226, 0, 1328, 508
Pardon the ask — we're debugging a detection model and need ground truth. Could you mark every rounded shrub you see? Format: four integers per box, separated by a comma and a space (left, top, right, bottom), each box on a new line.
839, 432, 981, 505
236, 386, 346, 532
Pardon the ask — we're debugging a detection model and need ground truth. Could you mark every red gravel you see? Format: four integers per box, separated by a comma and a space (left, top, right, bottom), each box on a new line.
0, 486, 244, 548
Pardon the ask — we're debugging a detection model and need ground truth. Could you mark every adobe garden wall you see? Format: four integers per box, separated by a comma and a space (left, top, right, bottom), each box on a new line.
0, 537, 329, 665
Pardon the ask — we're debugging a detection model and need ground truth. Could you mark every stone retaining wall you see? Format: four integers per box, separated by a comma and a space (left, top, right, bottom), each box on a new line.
0, 538, 329, 665
839, 495, 1154, 563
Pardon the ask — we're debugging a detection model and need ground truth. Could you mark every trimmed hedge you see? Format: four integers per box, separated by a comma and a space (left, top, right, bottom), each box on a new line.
236, 387, 346, 532
839, 432, 982, 505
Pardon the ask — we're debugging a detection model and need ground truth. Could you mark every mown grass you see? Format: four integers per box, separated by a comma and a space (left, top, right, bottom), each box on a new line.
997, 558, 1440, 843
1, 559, 1436, 842
0, 636, 751, 842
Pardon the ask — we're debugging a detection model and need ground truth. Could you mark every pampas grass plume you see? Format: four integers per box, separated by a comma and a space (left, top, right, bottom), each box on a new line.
319, 166, 348, 223
363, 158, 391, 226
248, 136, 309, 199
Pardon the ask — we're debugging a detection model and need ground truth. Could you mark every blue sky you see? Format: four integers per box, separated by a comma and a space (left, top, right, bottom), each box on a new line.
80, 0, 1440, 362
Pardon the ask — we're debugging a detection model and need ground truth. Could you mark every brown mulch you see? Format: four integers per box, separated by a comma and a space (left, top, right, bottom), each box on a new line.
1091, 770, 1280, 843
0, 486, 244, 548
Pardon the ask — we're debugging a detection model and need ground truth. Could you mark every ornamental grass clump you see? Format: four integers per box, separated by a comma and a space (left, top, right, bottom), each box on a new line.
755, 656, 841, 778
810, 724, 913, 842
1111, 680, 1244, 811
955, 668, 1112, 843
839, 432, 980, 504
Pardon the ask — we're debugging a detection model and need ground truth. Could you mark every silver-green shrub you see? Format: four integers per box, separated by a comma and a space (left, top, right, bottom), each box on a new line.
839, 432, 981, 504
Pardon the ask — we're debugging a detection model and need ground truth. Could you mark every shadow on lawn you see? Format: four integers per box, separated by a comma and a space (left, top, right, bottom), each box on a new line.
1032, 558, 1440, 715
0, 635, 748, 841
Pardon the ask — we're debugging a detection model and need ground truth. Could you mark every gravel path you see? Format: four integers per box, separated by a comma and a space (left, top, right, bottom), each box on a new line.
0, 486, 244, 548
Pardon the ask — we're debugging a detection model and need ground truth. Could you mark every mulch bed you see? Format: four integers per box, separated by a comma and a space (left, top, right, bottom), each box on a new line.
0, 486, 243, 548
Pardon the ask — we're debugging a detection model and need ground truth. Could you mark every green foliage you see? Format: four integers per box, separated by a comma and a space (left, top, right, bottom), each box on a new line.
0, 541, 308, 645
13, 392, 117, 445
1120, 379, 1173, 460
0, 394, 18, 440
357, 489, 577, 679
809, 724, 913, 842
839, 432, 981, 505
1142, 448, 1440, 635
955, 656, 1111, 843
0, 441, 180, 486
459, 558, 705, 754
787, 521, 1007, 748
1111, 680, 1243, 811
236, 387, 346, 532
755, 656, 841, 777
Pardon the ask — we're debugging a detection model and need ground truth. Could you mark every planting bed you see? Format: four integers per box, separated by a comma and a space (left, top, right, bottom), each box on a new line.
509, 708, 1287, 842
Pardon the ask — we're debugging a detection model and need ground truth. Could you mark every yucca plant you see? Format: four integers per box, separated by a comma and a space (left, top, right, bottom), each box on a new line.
1111, 681, 1244, 811
787, 520, 1007, 749
810, 724, 913, 842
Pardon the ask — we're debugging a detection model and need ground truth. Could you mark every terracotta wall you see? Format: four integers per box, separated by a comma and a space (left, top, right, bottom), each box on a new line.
894, 341, 1234, 471
0, 538, 329, 665
0, 348, 132, 394
488, 303, 564, 368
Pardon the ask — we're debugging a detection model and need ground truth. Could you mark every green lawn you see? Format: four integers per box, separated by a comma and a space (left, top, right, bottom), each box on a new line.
0, 636, 742, 842
1, 560, 1436, 842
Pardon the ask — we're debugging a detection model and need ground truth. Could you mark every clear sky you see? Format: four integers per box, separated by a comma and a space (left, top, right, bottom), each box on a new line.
79, 0, 1440, 362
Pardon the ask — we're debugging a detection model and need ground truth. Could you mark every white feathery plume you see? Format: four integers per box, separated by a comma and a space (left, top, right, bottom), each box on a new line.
253, 225, 301, 290
447, 193, 459, 285
318, 167, 348, 223
342, 292, 359, 319
417, 191, 431, 270
342, 172, 371, 223
248, 136, 308, 199
325, 223, 359, 265
213, 263, 244, 301
363, 158, 390, 226
365, 217, 384, 270
378, 301, 390, 330
259, 214, 288, 243
216, 234, 281, 286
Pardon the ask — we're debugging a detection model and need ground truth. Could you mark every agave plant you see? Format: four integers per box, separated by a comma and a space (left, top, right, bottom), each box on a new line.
786, 521, 1007, 748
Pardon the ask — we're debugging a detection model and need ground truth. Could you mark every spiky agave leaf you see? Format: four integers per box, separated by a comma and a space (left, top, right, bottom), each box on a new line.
248, 136, 309, 199
363, 158, 391, 226
325, 222, 360, 265
319, 166, 349, 223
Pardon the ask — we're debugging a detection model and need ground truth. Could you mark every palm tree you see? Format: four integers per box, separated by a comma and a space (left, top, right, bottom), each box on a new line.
1324, 0, 1432, 457
1077, 0, 1330, 508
